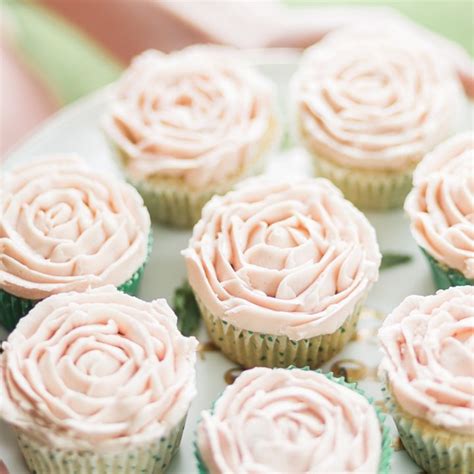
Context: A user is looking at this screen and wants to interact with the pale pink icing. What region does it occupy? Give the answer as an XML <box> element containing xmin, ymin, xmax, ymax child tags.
<box><xmin>405</xmin><ymin>132</ymin><xmax>474</xmax><ymax>278</ymax></box>
<box><xmin>183</xmin><ymin>177</ymin><xmax>380</xmax><ymax>340</ymax></box>
<box><xmin>378</xmin><ymin>286</ymin><xmax>474</xmax><ymax>434</ymax></box>
<box><xmin>103</xmin><ymin>45</ymin><xmax>279</xmax><ymax>189</ymax></box>
<box><xmin>0</xmin><ymin>155</ymin><xmax>150</xmax><ymax>299</ymax></box>
<box><xmin>198</xmin><ymin>367</ymin><xmax>382</xmax><ymax>473</ymax></box>
<box><xmin>291</xmin><ymin>24</ymin><xmax>463</xmax><ymax>171</ymax></box>
<box><xmin>0</xmin><ymin>286</ymin><xmax>198</xmax><ymax>452</ymax></box>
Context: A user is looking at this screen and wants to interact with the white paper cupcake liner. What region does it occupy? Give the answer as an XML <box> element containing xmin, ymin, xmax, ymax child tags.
<box><xmin>131</xmin><ymin>179</ymin><xmax>220</xmax><ymax>228</ymax></box>
<box><xmin>313</xmin><ymin>155</ymin><xmax>414</xmax><ymax>211</ymax></box>
<box><xmin>384</xmin><ymin>384</ymin><xmax>474</xmax><ymax>474</ymax></box>
<box><xmin>196</xmin><ymin>295</ymin><xmax>363</xmax><ymax>369</ymax></box>
<box><xmin>16</xmin><ymin>416</ymin><xmax>186</xmax><ymax>474</ymax></box>
<box><xmin>129</xmin><ymin>156</ymin><xmax>266</xmax><ymax>228</ymax></box>
<box><xmin>108</xmin><ymin>118</ymin><xmax>279</xmax><ymax>229</ymax></box>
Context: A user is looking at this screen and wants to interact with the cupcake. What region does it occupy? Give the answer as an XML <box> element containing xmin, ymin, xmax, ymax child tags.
<box><xmin>103</xmin><ymin>45</ymin><xmax>280</xmax><ymax>228</ymax></box>
<box><xmin>196</xmin><ymin>367</ymin><xmax>391</xmax><ymax>473</ymax></box>
<box><xmin>290</xmin><ymin>24</ymin><xmax>464</xmax><ymax>211</ymax></box>
<box><xmin>183</xmin><ymin>176</ymin><xmax>381</xmax><ymax>368</ymax></box>
<box><xmin>378</xmin><ymin>286</ymin><xmax>474</xmax><ymax>473</ymax></box>
<box><xmin>0</xmin><ymin>286</ymin><xmax>198</xmax><ymax>474</ymax></box>
<box><xmin>405</xmin><ymin>132</ymin><xmax>473</xmax><ymax>289</ymax></box>
<box><xmin>0</xmin><ymin>155</ymin><xmax>151</xmax><ymax>331</ymax></box>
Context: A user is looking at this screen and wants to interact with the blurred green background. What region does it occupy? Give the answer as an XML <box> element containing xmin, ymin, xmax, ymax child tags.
<box><xmin>289</xmin><ymin>0</ymin><xmax>473</xmax><ymax>56</ymax></box>
<box><xmin>2</xmin><ymin>0</ymin><xmax>473</xmax><ymax>105</ymax></box>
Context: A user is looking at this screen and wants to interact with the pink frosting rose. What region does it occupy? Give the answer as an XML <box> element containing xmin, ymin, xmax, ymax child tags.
<box><xmin>103</xmin><ymin>45</ymin><xmax>279</xmax><ymax>189</ymax></box>
<box><xmin>0</xmin><ymin>286</ymin><xmax>198</xmax><ymax>452</ymax></box>
<box><xmin>291</xmin><ymin>24</ymin><xmax>463</xmax><ymax>171</ymax></box>
<box><xmin>405</xmin><ymin>132</ymin><xmax>474</xmax><ymax>278</ymax></box>
<box><xmin>183</xmin><ymin>177</ymin><xmax>380</xmax><ymax>340</ymax></box>
<box><xmin>198</xmin><ymin>367</ymin><xmax>382</xmax><ymax>473</ymax></box>
<box><xmin>0</xmin><ymin>155</ymin><xmax>150</xmax><ymax>299</ymax></box>
<box><xmin>378</xmin><ymin>286</ymin><xmax>474</xmax><ymax>434</ymax></box>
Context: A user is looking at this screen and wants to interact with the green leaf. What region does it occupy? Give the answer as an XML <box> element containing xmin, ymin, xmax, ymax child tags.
<box><xmin>381</xmin><ymin>252</ymin><xmax>412</xmax><ymax>271</ymax></box>
<box><xmin>172</xmin><ymin>281</ymin><xmax>201</xmax><ymax>337</ymax></box>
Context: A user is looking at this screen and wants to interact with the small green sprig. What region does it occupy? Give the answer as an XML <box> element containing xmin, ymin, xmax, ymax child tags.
<box><xmin>380</xmin><ymin>252</ymin><xmax>412</xmax><ymax>271</ymax></box>
<box><xmin>172</xmin><ymin>281</ymin><xmax>201</xmax><ymax>336</ymax></box>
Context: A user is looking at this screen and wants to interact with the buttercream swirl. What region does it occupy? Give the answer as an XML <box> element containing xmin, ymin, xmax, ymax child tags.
<box><xmin>183</xmin><ymin>177</ymin><xmax>380</xmax><ymax>340</ymax></box>
<box><xmin>291</xmin><ymin>24</ymin><xmax>463</xmax><ymax>171</ymax></box>
<box><xmin>103</xmin><ymin>45</ymin><xmax>279</xmax><ymax>189</ymax></box>
<box><xmin>378</xmin><ymin>286</ymin><xmax>474</xmax><ymax>434</ymax></box>
<box><xmin>0</xmin><ymin>155</ymin><xmax>150</xmax><ymax>299</ymax></box>
<box><xmin>198</xmin><ymin>367</ymin><xmax>382</xmax><ymax>473</ymax></box>
<box><xmin>405</xmin><ymin>132</ymin><xmax>474</xmax><ymax>278</ymax></box>
<box><xmin>0</xmin><ymin>286</ymin><xmax>198</xmax><ymax>452</ymax></box>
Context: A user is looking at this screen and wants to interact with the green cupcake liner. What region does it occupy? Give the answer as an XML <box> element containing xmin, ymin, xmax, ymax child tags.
<box><xmin>383</xmin><ymin>383</ymin><xmax>473</xmax><ymax>474</ymax></box>
<box><xmin>0</xmin><ymin>234</ymin><xmax>153</xmax><ymax>332</ymax></box>
<box><xmin>195</xmin><ymin>368</ymin><xmax>392</xmax><ymax>474</ymax></box>
<box><xmin>16</xmin><ymin>415</ymin><xmax>186</xmax><ymax>474</ymax></box>
<box><xmin>421</xmin><ymin>248</ymin><xmax>473</xmax><ymax>290</ymax></box>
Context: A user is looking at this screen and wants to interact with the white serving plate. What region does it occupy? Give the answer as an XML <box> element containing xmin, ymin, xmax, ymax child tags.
<box><xmin>1</xmin><ymin>49</ymin><xmax>472</xmax><ymax>474</ymax></box>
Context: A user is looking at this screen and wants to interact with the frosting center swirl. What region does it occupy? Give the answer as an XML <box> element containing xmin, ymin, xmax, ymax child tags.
<box><xmin>0</xmin><ymin>155</ymin><xmax>151</xmax><ymax>299</ymax></box>
<box><xmin>103</xmin><ymin>46</ymin><xmax>278</xmax><ymax>188</ymax></box>
<box><xmin>291</xmin><ymin>25</ymin><xmax>463</xmax><ymax>171</ymax></box>
<box><xmin>184</xmin><ymin>177</ymin><xmax>380</xmax><ymax>340</ymax></box>
<box><xmin>198</xmin><ymin>367</ymin><xmax>382</xmax><ymax>473</ymax></box>
<box><xmin>0</xmin><ymin>286</ymin><xmax>198</xmax><ymax>452</ymax></box>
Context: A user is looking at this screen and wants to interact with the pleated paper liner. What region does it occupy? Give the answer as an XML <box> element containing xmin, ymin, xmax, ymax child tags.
<box><xmin>131</xmin><ymin>179</ymin><xmax>231</xmax><ymax>229</ymax></box>
<box><xmin>195</xmin><ymin>369</ymin><xmax>392</xmax><ymax>474</ymax></box>
<box><xmin>420</xmin><ymin>248</ymin><xmax>473</xmax><ymax>290</ymax></box>
<box><xmin>196</xmin><ymin>295</ymin><xmax>363</xmax><ymax>369</ymax></box>
<box><xmin>16</xmin><ymin>415</ymin><xmax>186</xmax><ymax>474</ymax></box>
<box><xmin>128</xmin><ymin>157</ymin><xmax>266</xmax><ymax>229</ymax></box>
<box><xmin>0</xmin><ymin>233</ymin><xmax>153</xmax><ymax>332</ymax></box>
<box><xmin>108</xmin><ymin>116</ymin><xmax>280</xmax><ymax>229</ymax></box>
<box><xmin>383</xmin><ymin>383</ymin><xmax>473</xmax><ymax>474</ymax></box>
<box><xmin>312</xmin><ymin>154</ymin><xmax>414</xmax><ymax>211</ymax></box>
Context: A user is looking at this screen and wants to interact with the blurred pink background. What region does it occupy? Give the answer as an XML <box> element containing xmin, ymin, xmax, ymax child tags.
<box><xmin>1</xmin><ymin>33</ymin><xmax>56</xmax><ymax>155</ymax></box>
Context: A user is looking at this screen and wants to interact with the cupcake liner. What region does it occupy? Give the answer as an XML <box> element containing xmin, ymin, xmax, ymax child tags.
<box><xmin>195</xmin><ymin>369</ymin><xmax>392</xmax><ymax>474</ymax></box>
<box><xmin>312</xmin><ymin>154</ymin><xmax>414</xmax><ymax>211</ymax></box>
<box><xmin>196</xmin><ymin>295</ymin><xmax>363</xmax><ymax>369</ymax></box>
<box><xmin>131</xmin><ymin>178</ymin><xmax>227</xmax><ymax>229</ymax></box>
<box><xmin>108</xmin><ymin>115</ymin><xmax>279</xmax><ymax>229</ymax></box>
<box><xmin>16</xmin><ymin>416</ymin><xmax>186</xmax><ymax>474</ymax></box>
<box><xmin>128</xmin><ymin>158</ymin><xmax>266</xmax><ymax>229</ymax></box>
<box><xmin>421</xmin><ymin>248</ymin><xmax>473</xmax><ymax>290</ymax></box>
<box><xmin>384</xmin><ymin>383</ymin><xmax>473</xmax><ymax>474</ymax></box>
<box><xmin>0</xmin><ymin>234</ymin><xmax>153</xmax><ymax>332</ymax></box>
